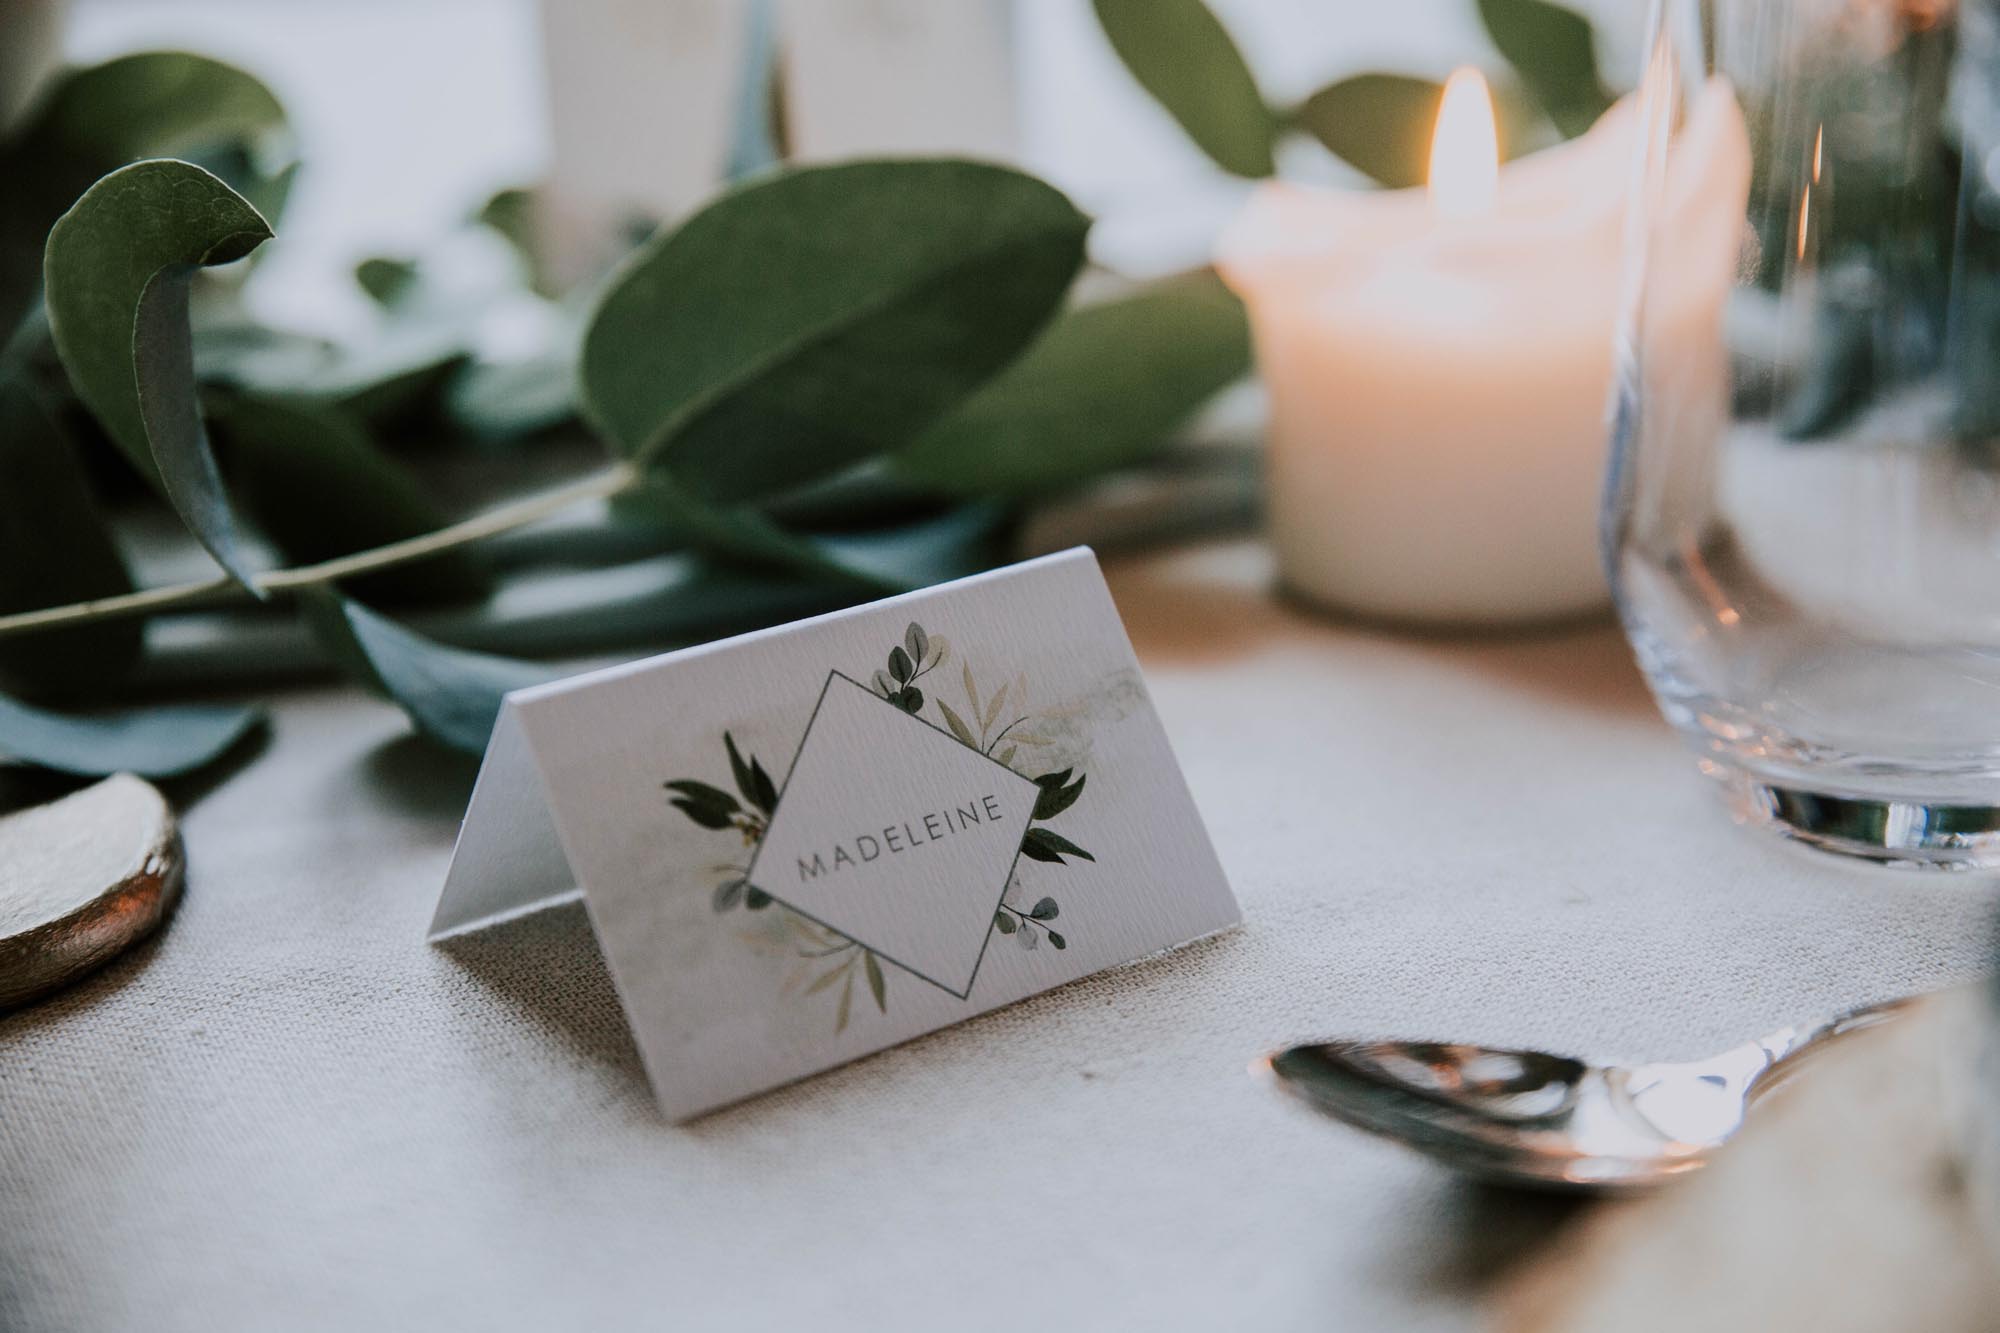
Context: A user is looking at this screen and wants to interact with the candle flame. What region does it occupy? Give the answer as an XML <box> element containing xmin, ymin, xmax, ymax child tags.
<box><xmin>1429</xmin><ymin>67</ymin><xmax>1499</xmax><ymax>220</ymax></box>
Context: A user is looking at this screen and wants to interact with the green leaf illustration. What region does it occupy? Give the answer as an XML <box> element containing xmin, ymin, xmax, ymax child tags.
<box><xmin>712</xmin><ymin>878</ymin><xmax>747</xmax><ymax>911</ymax></box>
<box><xmin>938</xmin><ymin>699</ymin><xmax>978</xmax><ymax>748</ymax></box>
<box><xmin>889</xmin><ymin>645</ymin><xmax>914</xmax><ymax>683</ymax></box>
<box><xmin>905</xmin><ymin>622</ymin><xmax>929</xmax><ymax>667</ymax></box>
<box><xmin>1029</xmin><ymin>897</ymin><xmax>1059</xmax><ymax>921</ymax></box>
<box><xmin>745</xmin><ymin>887</ymin><xmax>773</xmax><ymax>910</ymax></box>
<box><xmin>1017</xmin><ymin>924</ymin><xmax>1039</xmax><ymax>951</ymax></box>
<box><xmin>895</xmin><ymin>686</ymin><xmax>923</xmax><ymax>715</ymax></box>
<box><xmin>1047</xmin><ymin>930</ymin><xmax>1066</xmax><ymax>951</ymax></box>
<box><xmin>44</xmin><ymin>159</ymin><xmax>273</xmax><ymax>588</ymax></box>
<box><xmin>1033</xmin><ymin>773</ymin><xmax>1087</xmax><ymax>821</ymax></box>
<box><xmin>1092</xmin><ymin>0</ymin><xmax>1277</xmax><ymax>178</ymax></box>
<box><xmin>665</xmin><ymin>779</ymin><xmax>742</xmax><ymax>830</ymax></box>
<box><xmin>1022</xmin><ymin>827</ymin><xmax>1095</xmax><ymax>865</ymax></box>
<box><xmin>0</xmin><ymin>690</ymin><xmax>262</xmax><ymax>779</ymax></box>
<box><xmin>994</xmin><ymin>910</ymin><xmax>1017</xmax><ymax>934</ymax></box>
<box><xmin>865</xmin><ymin>951</ymin><xmax>887</xmax><ymax>1012</ymax></box>
<box><xmin>579</xmin><ymin>160</ymin><xmax>1088</xmax><ymax>503</ymax></box>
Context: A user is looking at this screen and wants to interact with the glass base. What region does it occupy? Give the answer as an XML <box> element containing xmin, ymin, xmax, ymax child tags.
<box><xmin>1708</xmin><ymin>761</ymin><xmax>2000</xmax><ymax>871</ymax></box>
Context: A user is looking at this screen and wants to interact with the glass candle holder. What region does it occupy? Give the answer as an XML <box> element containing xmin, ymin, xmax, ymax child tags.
<box><xmin>1609</xmin><ymin>0</ymin><xmax>2000</xmax><ymax>867</ymax></box>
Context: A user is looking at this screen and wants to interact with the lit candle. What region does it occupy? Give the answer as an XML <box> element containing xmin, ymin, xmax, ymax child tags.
<box><xmin>1219</xmin><ymin>69</ymin><xmax>1748</xmax><ymax>627</ymax></box>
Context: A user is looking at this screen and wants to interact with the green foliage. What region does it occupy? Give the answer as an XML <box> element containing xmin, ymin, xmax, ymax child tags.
<box><xmin>1091</xmin><ymin>0</ymin><xmax>1276</xmax><ymax>178</ymax></box>
<box><xmin>0</xmin><ymin>370</ymin><xmax>140</xmax><ymax>697</ymax></box>
<box><xmin>207</xmin><ymin>393</ymin><xmax>490</xmax><ymax>604</ymax></box>
<box><xmin>897</xmin><ymin>269</ymin><xmax>1249</xmax><ymax>497</ymax></box>
<box><xmin>1292</xmin><ymin>75</ymin><xmax>1443</xmax><ymax>189</ymax></box>
<box><xmin>43</xmin><ymin>159</ymin><xmax>271</xmax><ymax>587</ymax></box>
<box><xmin>0</xmin><ymin>51</ymin><xmax>296</xmax><ymax>332</ymax></box>
<box><xmin>580</xmin><ymin>160</ymin><xmax>1089</xmax><ymax>503</ymax></box>
<box><xmin>300</xmin><ymin>592</ymin><xmax>552</xmax><ymax>753</ymax></box>
<box><xmin>1474</xmin><ymin>0</ymin><xmax>1609</xmax><ymax>138</ymax></box>
<box><xmin>0</xmin><ymin>690</ymin><xmax>262</xmax><ymax>778</ymax></box>
<box><xmin>0</xmin><ymin>50</ymin><xmax>1252</xmax><ymax>776</ymax></box>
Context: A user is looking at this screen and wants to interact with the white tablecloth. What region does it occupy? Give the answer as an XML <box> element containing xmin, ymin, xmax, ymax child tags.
<box><xmin>4</xmin><ymin>542</ymin><xmax>1994</xmax><ymax>1332</ymax></box>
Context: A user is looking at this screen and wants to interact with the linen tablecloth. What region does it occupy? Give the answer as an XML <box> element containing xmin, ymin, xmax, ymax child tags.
<box><xmin>4</xmin><ymin>542</ymin><xmax>1994</xmax><ymax>1332</ymax></box>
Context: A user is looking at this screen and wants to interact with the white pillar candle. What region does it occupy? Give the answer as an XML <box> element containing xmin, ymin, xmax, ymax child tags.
<box><xmin>1219</xmin><ymin>70</ymin><xmax>1746</xmax><ymax>627</ymax></box>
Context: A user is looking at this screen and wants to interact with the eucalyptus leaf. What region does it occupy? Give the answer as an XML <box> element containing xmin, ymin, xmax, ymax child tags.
<box><xmin>580</xmin><ymin>159</ymin><xmax>1089</xmax><ymax>503</ymax></box>
<box><xmin>44</xmin><ymin>159</ymin><xmax>271</xmax><ymax>588</ymax></box>
<box><xmin>1029</xmin><ymin>896</ymin><xmax>1059</xmax><ymax>921</ymax></box>
<box><xmin>1021</xmin><ymin>827</ymin><xmax>1095</xmax><ymax>864</ymax></box>
<box><xmin>206</xmin><ymin>392</ymin><xmax>490</xmax><ymax>604</ymax></box>
<box><xmin>1293</xmin><ymin>74</ymin><xmax>1443</xmax><ymax>189</ymax></box>
<box><xmin>1476</xmin><ymin>0</ymin><xmax>1609</xmax><ymax>138</ymax></box>
<box><xmin>0</xmin><ymin>689</ymin><xmax>261</xmax><ymax>778</ymax></box>
<box><xmin>300</xmin><ymin>591</ymin><xmax>553</xmax><ymax>753</ymax></box>
<box><xmin>896</xmin><ymin>270</ymin><xmax>1249</xmax><ymax>496</ymax></box>
<box><xmin>0</xmin><ymin>51</ymin><xmax>295</xmax><ymax>331</ymax></box>
<box><xmin>994</xmin><ymin>910</ymin><xmax>1017</xmax><ymax>934</ymax></box>
<box><xmin>614</xmin><ymin>475</ymin><xmax>906</xmax><ymax>593</ymax></box>
<box><xmin>1091</xmin><ymin>0</ymin><xmax>1276</xmax><ymax>178</ymax></box>
<box><xmin>0</xmin><ymin>371</ymin><xmax>140</xmax><ymax>697</ymax></box>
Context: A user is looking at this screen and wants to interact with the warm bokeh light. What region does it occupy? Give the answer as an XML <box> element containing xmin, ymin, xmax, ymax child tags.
<box><xmin>1428</xmin><ymin>66</ymin><xmax>1499</xmax><ymax>220</ymax></box>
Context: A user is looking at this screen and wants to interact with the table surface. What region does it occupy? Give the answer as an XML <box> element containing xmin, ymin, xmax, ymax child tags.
<box><xmin>4</xmin><ymin>541</ymin><xmax>1996</xmax><ymax>1333</ymax></box>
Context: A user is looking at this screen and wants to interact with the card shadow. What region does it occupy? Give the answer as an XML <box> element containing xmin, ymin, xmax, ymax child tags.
<box><xmin>431</xmin><ymin>897</ymin><xmax>649</xmax><ymax>1091</ymax></box>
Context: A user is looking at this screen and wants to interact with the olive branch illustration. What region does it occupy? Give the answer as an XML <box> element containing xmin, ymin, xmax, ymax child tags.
<box><xmin>663</xmin><ymin>620</ymin><xmax>1096</xmax><ymax>1031</ymax></box>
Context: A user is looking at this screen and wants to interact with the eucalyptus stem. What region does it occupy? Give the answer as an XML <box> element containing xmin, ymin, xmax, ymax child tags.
<box><xmin>0</xmin><ymin>460</ymin><xmax>641</xmax><ymax>640</ymax></box>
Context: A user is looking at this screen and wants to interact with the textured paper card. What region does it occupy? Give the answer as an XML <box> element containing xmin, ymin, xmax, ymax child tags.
<box><xmin>432</xmin><ymin>549</ymin><xmax>1240</xmax><ymax>1120</ymax></box>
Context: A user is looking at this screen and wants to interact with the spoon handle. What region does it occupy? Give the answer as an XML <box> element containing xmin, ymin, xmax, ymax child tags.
<box><xmin>1744</xmin><ymin>995</ymin><xmax>1919</xmax><ymax>1102</ymax></box>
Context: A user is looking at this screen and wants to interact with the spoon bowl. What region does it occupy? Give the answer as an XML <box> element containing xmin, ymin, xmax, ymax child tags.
<box><xmin>1260</xmin><ymin>998</ymin><xmax>1912</xmax><ymax>1191</ymax></box>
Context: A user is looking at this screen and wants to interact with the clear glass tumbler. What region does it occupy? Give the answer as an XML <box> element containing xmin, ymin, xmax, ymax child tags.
<box><xmin>1609</xmin><ymin>0</ymin><xmax>2000</xmax><ymax>867</ymax></box>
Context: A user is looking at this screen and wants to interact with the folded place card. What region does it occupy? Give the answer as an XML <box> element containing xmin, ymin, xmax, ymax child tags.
<box><xmin>433</xmin><ymin>548</ymin><xmax>1240</xmax><ymax>1119</ymax></box>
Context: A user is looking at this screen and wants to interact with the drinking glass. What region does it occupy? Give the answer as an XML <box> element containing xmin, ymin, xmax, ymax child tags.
<box><xmin>1608</xmin><ymin>0</ymin><xmax>2000</xmax><ymax>867</ymax></box>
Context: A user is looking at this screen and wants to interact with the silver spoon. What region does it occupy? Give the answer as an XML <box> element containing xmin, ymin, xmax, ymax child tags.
<box><xmin>1258</xmin><ymin>997</ymin><xmax>1913</xmax><ymax>1191</ymax></box>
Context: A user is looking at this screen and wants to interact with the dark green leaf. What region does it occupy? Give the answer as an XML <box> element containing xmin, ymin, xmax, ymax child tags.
<box><xmin>750</xmin><ymin>756</ymin><xmax>778</xmax><ymax>814</ymax></box>
<box><xmin>1021</xmin><ymin>826</ymin><xmax>1095</xmax><ymax>864</ymax></box>
<box><xmin>1476</xmin><ymin>0</ymin><xmax>1610</xmax><ymax>138</ymax></box>
<box><xmin>896</xmin><ymin>686</ymin><xmax>923</xmax><ymax>714</ymax></box>
<box><xmin>579</xmin><ymin>160</ymin><xmax>1089</xmax><ymax>502</ymax></box>
<box><xmin>0</xmin><ymin>689</ymin><xmax>261</xmax><ymax>778</ymax></box>
<box><xmin>206</xmin><ymin>392</ymin><xmax>489</xmax><ymax>604</ymax></box>
<box><xmin>723</xmin><ymin>731</ymin><xmax>759</xmax><ymax>810</ymax></box>
<box><xmin>44</xmin><ymin>159</ymin><xmax>271</xmax><ymax>587</ymax></box>
<box><xmin>864</xmin><ymin>950</ymin><xmax>886</xmax><ymax>1012</ymax></box>
<box><xmin>1033</xmin><ymin>768</ymin><xmax>1074</xmax><ymax>789</ymax></box>
<box><xmin>1091</xmin><ymin>0</ymin><xmax>1276</xmax><ymax>177</ymax></box>
<box><xmin>1292</xmin><ymin>74</ymin><xmax>1442</xmax><ymax>188</ymax></box>
<box><xmin>0</xmin><ymin>51</ymin><xmax>296</xmax><ymax>332</ymax></box>
<box><xmin>665</xmin><ymin>779</ymin><xmax>741</xmax><ymax>812</ymax></box>
<box><xmin>672</xmin><ymin>798</ymin><xmax>736</xmax><ymax>830</ymax></box>
<box><xmin>300</xmin><ymin>591</ymin><xmax>552</xmax><ymax>753</ymax></box>
<box><xmin>994</xmin><ymin>910</ymin><xmax>1017</xmax><ymax>934</ymax></box>
<box><xmin>355</xmin><ymin>256</ymin><xmax>419</xmax><ymax>306</ymax></box>
<box><xmin>1046</xmin><ymin>930</ymin><xmax>1066</xmax><ymax>950</ymax></box>
<box><xmin>0</xmin><ymin>370</ymin><xmax>140</xmax><ymax>696</ymax></box>
<box><xmin>905</xmin><ymin>622</ymin><xmax>928</xmax><ymax>667</ymax></box>
<box><xmin>889</xmin><ymin>645</ymin><xmax>914</xmax><ymax>683</ymax></box>
<box><xmin>896</xmin><ymin>270</ymin><xmax>1250</xmax><ymax>496</ymax></box>
<box><xmin>712</xmin><ymin>877</ymin><xmax>747</xmax><ymax>911</ymax></box>
<box><xmin>744</xmin><ymin>886</ymin><xmax>772</xmax><ymax>910</ymax></box>
<box><xmin>614</xmin><ymin>475</ymin><xmax>906</xmax><ymax>593</ymax></box>
<box><xmin>1033</xmin><ymin>774</ymin><xmax>1086</xmax><ymax>821</ymax></box>
<box><xmin>1029</xmin><ymin>896</ymin><xmax>1059</xmax><ymax>921</ymax></box>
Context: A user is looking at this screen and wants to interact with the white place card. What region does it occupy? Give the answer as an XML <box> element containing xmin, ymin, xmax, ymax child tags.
<box><xmin>432</xmin><ymin>548</ymin><xmax>1239</xmax><ymax>1120</ymax></box>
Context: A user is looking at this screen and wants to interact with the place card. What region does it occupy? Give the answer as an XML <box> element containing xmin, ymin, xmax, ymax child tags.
<box><xmin>431</xmin><ymin>548</ymin><xmax>1239</xmax><ymax>1120</ymax></box>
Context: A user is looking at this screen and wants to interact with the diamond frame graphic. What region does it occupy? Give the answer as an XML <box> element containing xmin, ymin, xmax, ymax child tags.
<box><xmin>744</xmin><ymin>670</ymin><xmax>1040</xmax><ymax>1000</ymax></box>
